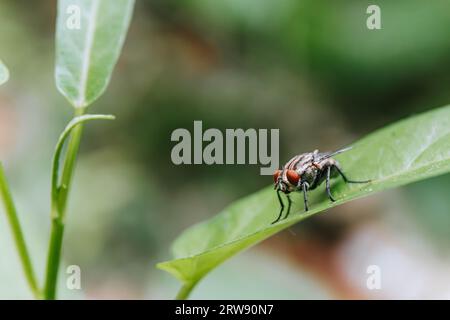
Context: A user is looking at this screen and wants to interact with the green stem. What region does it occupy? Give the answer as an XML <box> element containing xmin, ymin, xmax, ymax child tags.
<box><xmin>43</xmin><ymin>107</ymin><xmax>85</xmax><ymax>300</ymax></box>
<box><xmin>0</xmin><ymin>163</ymin><xmax>40</xmax><ymax>299</ymax></box>
<box><xmin>176</xmin><ymin>281</ymin><xmax>197</xmax><ymax>300</ymax></box>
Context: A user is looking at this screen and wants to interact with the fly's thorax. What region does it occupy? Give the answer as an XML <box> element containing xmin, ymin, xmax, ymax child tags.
<box><xmin>285</xmin><ymin>153</ymin><xmax>314</xmax><ymax>171</ymax></box>
<box><xmin>299</xmin><ymin>165</ymin><xmax>319</xmax><ymax>185</ymax></box>
<box><xmin>288</xmin><ymin>153</ymin><xmax>313</xmax><ymax>183</ymax></box>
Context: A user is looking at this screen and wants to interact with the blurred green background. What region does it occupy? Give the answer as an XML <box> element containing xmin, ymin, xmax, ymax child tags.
<box><xmin>1</xmin><ymin>0</ymin><xmax>450</xmax><ymax>299</ymax></box>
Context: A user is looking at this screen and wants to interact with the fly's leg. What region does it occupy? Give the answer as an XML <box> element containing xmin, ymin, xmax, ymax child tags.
<box><xmin>302</xmin><ymin>182</ymin><xmax>309</xmax><ymax>211</ymax></box>
<box><xmin>272</xmin><ymin>190</ymin><xmax>285</xmax><ymax>224</ymax></box>
<box><xmin>282</xmin><ymin>194</ymin><xmax>293</xmax><ymax>220</ymax></box>
<box><xmin>326</xmin><ymin>166</ymin><xmax>336</xmax><ymax>202</ymax></box>
<box><xmin>334</xmin><ymin>165</ymin><xmax>371</xmax><ymax>184</ymax></box>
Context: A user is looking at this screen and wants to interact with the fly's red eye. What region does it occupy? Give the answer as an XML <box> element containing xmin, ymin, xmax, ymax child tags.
<box><xmin>273</xmin><ymin>170</ymin><xmax>281</xmax><ymax>183</ymax></box>
<box><xmin>286</xmin><ymin>170</ymin><xmax>300</xmax><ymax>185</ymax></box>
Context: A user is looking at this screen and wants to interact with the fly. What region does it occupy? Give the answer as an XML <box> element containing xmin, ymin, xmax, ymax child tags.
<box><xmin>272</xmin><ymin>146</ymin><xmax>370</xmax><ymax>224</ymax></box>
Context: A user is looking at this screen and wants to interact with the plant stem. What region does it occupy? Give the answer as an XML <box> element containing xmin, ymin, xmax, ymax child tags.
<box><xmin>43</xmin><ymin>107</ymin><xmax>85</xmax><ymax>300</ymax></box>
<box><xmin>176</xmin><ymin>281</ymin><xmax>197</xmax><ymax>300</ymax></box>
<box><xmin>0</xmin><ymin>163</ymin><xmax>40</xmax><ymax>299</ymax></box>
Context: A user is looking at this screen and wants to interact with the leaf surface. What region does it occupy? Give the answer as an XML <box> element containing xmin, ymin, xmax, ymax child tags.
<box><xmin>158</xmin><ymin>105</ymin><xmax>450</xmax><ymax>297</ymax></box>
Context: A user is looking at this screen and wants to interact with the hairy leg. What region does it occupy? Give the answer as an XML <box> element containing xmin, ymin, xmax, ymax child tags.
<box><xmin>282</xmin><ymin>194</ymin><xmax>293</xmax><ymax>220</ymax></box>
<box><xmin>272</xmin><ymin>190</ymin><xmax>285</xmax><ymax>224</ymax></box>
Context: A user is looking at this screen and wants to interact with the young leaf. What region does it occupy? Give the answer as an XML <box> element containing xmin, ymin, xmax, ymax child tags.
<box><xmin>0</xmin><ymin>59</ymin><xmax>9</xmax><ymax>85</ymax></box>
<box><xmin>51</xmin><ymin>114</ymin><xmax>115</xmax><ymax>206</ymax></box>
<box><xmin>55</xmin><ymin>0</ymin><xmax>135</xmax><ymax>108</ymax></box>
<box><xmin>158</xmin><ymin>104</ymin><xmax>450</xmax><ymax>299</ymax></box>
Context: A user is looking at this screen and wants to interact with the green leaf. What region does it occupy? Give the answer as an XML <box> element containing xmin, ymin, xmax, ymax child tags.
<box><xmin>0</xmin><ymin>59</ymin><xmax>9</xmax><ymax>86</ymax></box>
<box><xmin>55</xmin><ymin>0</ymin><xmax>135</xmax><ymax>108</ymax></box>
<box><xmin>157</xmin><ymin>104</ymin><xmax>450</xmax><ymax>299</ymax></box>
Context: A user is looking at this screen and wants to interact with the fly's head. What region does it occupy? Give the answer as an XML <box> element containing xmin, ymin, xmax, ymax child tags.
<box><xmin>273</xmin><ymin>169</ymin><xmax>301</xmax><ymax>194</ymax></box>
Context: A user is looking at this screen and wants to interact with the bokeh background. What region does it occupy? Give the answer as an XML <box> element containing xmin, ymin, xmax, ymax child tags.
<box><xmin>1</xmin><ymin>0</ymin><xmax>450</xmax><ymax>299</ymax></box>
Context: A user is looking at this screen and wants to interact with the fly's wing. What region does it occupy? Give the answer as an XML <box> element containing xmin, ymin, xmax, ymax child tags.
<box><xmin>316</xmin><ymin>146</ymin><xmax>352</xmax><ymax>161</ymax></box>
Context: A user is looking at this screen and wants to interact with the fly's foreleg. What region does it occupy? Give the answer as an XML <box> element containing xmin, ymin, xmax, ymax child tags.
<box><xmin>272</xmin><ymin>190</ymin><xmax>285</xmax><ymax>224</ymax></box>
<box><xmin>283</xmin><ymin>194</ymin><xmax>292</xmax><ymax>220</ymax></box>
